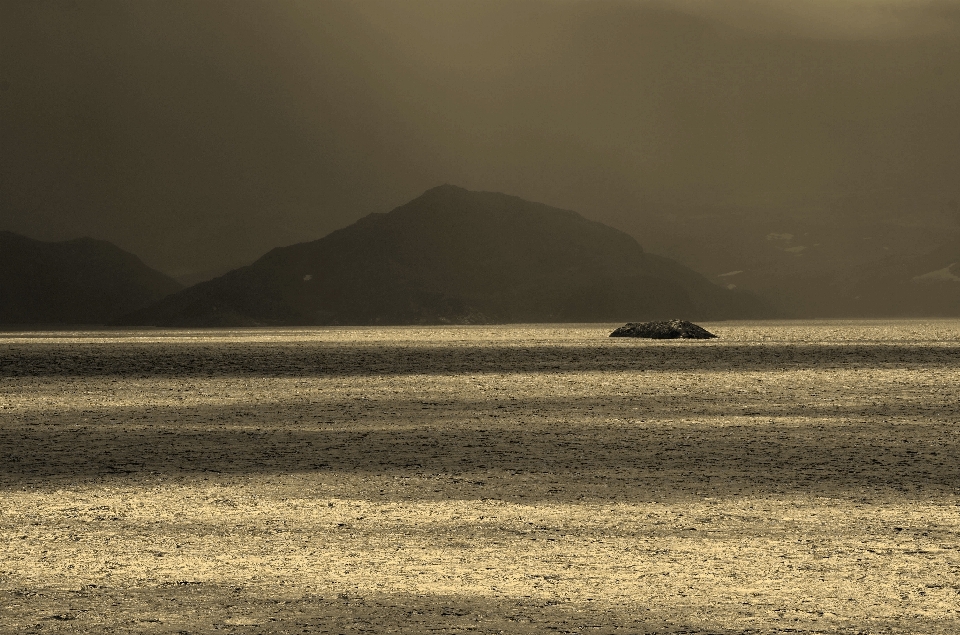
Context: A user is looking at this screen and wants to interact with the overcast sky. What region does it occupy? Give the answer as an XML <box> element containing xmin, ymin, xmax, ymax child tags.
<box><xmin>2</xmin><ymin>0</ymin><xmax>959</xmax><ymax>277</ymax></box>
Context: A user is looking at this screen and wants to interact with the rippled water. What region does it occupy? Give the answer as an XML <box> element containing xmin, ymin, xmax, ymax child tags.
<box><xmin>2</xmin><ymin>320</ymin><xmax>960</xmax><ymax>632</ymax></box>
<box><xmin>4</xmin><ymin>317</ymin><xmax>960</xmax><ymax>344</ymax></box>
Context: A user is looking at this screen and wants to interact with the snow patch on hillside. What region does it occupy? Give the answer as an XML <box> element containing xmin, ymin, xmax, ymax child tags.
<box><xmin>911</xmin><ymin>263</ymin><xmax>960</xmax><ymax>284</ymax></box>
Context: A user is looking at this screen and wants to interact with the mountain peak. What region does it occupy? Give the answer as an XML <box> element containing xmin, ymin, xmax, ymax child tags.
<box><xmin>121</xmin><ymin>188</ymin><xmax>769</xmax><ymax>326</ymax></box>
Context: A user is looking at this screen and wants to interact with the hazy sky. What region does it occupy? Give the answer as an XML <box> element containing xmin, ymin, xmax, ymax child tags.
<box><xmin>2</xmin><ymin>0</ymin><xmax>959</xmax><ymax>277</ymax></box>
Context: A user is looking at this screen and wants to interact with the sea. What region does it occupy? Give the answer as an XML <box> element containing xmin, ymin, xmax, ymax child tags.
<box><xmin>2</xmin><ymin>319</ymin><xmax>960</xmax><ymax>632</ymax></box>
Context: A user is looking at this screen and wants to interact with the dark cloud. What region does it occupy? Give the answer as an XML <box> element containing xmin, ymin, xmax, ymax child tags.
<box><xmin>2</xmin><ymin>0</ymin><xmax>959</xmax><ymax>278</ymax></box>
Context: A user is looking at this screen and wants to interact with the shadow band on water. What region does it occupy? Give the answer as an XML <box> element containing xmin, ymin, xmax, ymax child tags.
<box><xmin>4</xmin><ymin>400</ymin><xmax>959</xmax><ymax>499</ymax></box>
<box><xmin>2</xmin><ymin>343</ymin><xmax>960</xmax><ymax>376</ymax></box>
<box><xmin>9</xmin><ymin>584</ymin><xmax>956</xmax><ymax>634</ymax></box>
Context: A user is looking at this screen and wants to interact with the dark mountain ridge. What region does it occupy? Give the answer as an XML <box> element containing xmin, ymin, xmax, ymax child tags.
<box><xmin>121</xmin><ymin>186</ymin><xmax>770</xmax><ymax>326</ymax></box>
<box><xmin>0</xmin><ymin>231</ymin><xmax>183</xmax><ymax>325</ymax></box>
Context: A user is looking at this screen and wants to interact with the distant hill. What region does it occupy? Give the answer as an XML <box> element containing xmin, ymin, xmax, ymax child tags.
<box><xmin>0</xmin><ymin>232</ymin><xmax>183</xmax><ymax>325</ymax></box>
<box><xmin>121</xmin><ymin>186</ymin><xmax>770</xmax><ymax>327</ymax></box>
<box><xmin>836</xmin><ymin>239</ymin><xmax>960</xmax><ymax>316</ymax></box>
<box><xmin>626</xmin><ymin>203</ymin><xmax>960</xmax><ymax>318</ymax></box>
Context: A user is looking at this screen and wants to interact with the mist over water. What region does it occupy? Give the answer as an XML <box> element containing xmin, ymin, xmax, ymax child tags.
<box><xmin>3</xmin><ymin>1</ymin><xmax>960</xmax><ymax>286</ymax></box>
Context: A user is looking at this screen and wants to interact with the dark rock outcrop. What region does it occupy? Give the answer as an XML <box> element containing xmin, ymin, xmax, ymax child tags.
<box><xmin>0</xmin><ymin>231</ymin><xmax>182</xmax><ymax>325</ymax></box>
<box><xmin>610</xmin><ymin>320</ymin><xmax>717</xmax><ymax>339</ymax></box>
<box><xmin>121</xmin><ymin>185</ymin><xmax>771</xmax><ymax>326</ymax></box>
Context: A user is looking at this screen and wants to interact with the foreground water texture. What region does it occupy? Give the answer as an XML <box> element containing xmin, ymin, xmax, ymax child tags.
<box><xmin>2</xmin><ymin>321</ymin><xmax>960</xmax><ymax>633</ymax></box>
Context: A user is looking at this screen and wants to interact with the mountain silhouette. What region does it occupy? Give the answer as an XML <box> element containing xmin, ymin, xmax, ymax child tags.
<box><xmin>837</xmin><ymin>239</ymin><xmax>960</xmax><ymax>317</ymax></box>
<box><xmin>0</xmin><ymin>231</ymin><xmax>182</xmax><ymax>325</ymax></box>
<box><xmin>121</xmin><ymin>186</ymin><xmax>770</xmax><ymax>326</ymax></box>
<box><xmin>627</xmin><ymin>204</ymin><xmax>960</xmax><ymax>318</ymax></box>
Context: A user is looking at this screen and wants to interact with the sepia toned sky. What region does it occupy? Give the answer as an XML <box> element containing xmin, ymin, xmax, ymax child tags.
<box><xmin>2</xmin><ymin>0</ymin><xmax>959</xmax><ymax>278</ymax></box>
